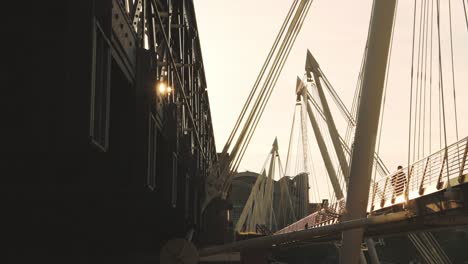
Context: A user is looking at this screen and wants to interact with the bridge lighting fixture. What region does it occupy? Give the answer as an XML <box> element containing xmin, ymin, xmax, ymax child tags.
<box><xmin>167</xmin><ymin>86</ymin><xmax>173</xmax><ymax>94</ymax></box>
<box><xmin>157</xmin><ymin>82</ymin><xmax>166</xmax><ymax>94</ymax></box>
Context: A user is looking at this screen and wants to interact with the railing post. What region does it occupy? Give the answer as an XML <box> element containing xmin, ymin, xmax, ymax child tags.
<box><xmin>370</xmin><ymin>182</ymin><xmax>378</xmax><ymax>212</ymax></box>
<box><xmin>380</xmin><ymin>178</ymin><xmax>389</xmax><ymax>208</ymax></box>
<box><xmin>404</xmin><ymin>165</ymin><xmax>414</xmax><ymax>202</ymax></box>
<box><xmin>419</xmin><ymin>157</ymin><xmax>430</xmax><ymax>195</ymax></box>
<box><xmin>437</xmin><ymin>151</ymin><xmax>448</xmax><ymax>190</ymax></box>
<box><xmin>458</xmin><ymin>139</ymin><xmax>468</xmax><ymax>183</ymax></box>
<box><xmin>391</xmin><ymin>173</ymin><xmax>397</xmax><ymax>204</ymax></box>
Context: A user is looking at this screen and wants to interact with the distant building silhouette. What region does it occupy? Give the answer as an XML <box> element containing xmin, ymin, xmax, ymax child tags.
<box><xmin>228</xmin><ymin>171</ymin><xmax>310</xmax><ymax>232</ymax></box>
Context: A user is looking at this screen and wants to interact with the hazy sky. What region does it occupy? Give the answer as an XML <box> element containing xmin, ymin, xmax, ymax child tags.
<box><xmin>194</xmin><ymin>0</ymin><xmax>468</xmax><ymax>201</ymax></box>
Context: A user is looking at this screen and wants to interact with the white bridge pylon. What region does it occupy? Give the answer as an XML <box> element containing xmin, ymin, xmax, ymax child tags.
<box><xmin>235</xmin><ymin>138</ymin><xmax>305</xmax><ymax>233</ymax></box>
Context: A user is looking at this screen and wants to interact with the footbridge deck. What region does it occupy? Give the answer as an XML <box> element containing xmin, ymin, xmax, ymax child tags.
<box><xmin>277</xmin><ymin>136</ymin><xmax>468</xmax><ymax>234</ymax></box>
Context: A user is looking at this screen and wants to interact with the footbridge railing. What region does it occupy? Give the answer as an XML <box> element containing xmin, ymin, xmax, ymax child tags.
<box><xmin>276</xmin><ymin>137</ymin><xmax>468</xmax><ymax>234</ymax></box>
<box><xmin>370</xmin><ymin>136</ymin><xmax>468</xmax><ymax>211</ymax></box>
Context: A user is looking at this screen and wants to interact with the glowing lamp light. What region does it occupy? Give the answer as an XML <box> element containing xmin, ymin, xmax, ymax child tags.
<box><xmin>158</xmin><ymin>82</ymin><xmax>166</xmax><ymax>94</ymax></box>
<box><xmin>167</xmin><ymin>86</ymin><xmax>173</xmax><ymax>93</ymax></box>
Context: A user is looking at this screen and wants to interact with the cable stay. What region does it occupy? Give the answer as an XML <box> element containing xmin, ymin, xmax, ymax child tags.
<box><xmin>200</xmin><ymin>1</ymin><xmax>468</xmax><ymax>260</ymax></box>
<box><xmin>203</xmin><ymin>0</ymin><xmax>315</xmax><ymax>211</ymax></box>
<box><xmin>235</xmin><ymin>139</ymin><xmax>300</xmax><ymax>234</ymax></box>
<box><xmin>291</xmin><ymin>51</ymin><xmax>393</xmax><ymax>205</ymax></box>
<box><xmin>406</xmin><ymin>0</ymin><xmax>464</xmax><ymax>192</ymax></box>
<box><xmin>296</xmin><ymin>78</ymin><xmax>344</xmax><ymax>200</ymax></box>
<box><xmin>305</xmin><ymin>52</ymin><xmax>391</xmax><ymax>178</ymax></box>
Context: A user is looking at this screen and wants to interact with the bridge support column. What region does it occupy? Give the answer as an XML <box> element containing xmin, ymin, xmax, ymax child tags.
<box><xmin>365</xmin><ymin>238</ymin><xmax>380</xmax><ymax>264</ymax></box>
<box><xmin>340</xmin><ymin>0</ymin><xmax>397</xmax><ymax>264</ymax></box>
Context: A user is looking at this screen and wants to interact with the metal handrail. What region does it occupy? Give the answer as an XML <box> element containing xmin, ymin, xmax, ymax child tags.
<box><xmin>369</xmin><ymin>136</ymin><xmax>468</xmax><ymax>211</ymax></box>
<box><xmin>276</xmin><ymin>137</ymin><xmax>468</xmax><ymax>234</ymax></box>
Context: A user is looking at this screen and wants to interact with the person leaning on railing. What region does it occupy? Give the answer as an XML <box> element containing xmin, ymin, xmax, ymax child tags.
<box><xmin>391</xmin><ymin>165</ymin><xmax>406</xmax><ymax>196</ymax></box>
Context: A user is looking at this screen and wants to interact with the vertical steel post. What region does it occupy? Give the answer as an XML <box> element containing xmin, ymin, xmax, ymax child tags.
<box><xmin>299</xmin><ymin>84</ymin><xmax>311</xmax><ymax>217</ymax></box>
<box><xmin>380</xmin><ymin>177</ymin><xmax>389</xmax><ymax>208</ymax></box>
<box><xmin>436</xmin><ymin>153</ymin><xmax>447</xmax><ymax>190</ymax></box>
<box><xmin>264</xmin><ymin>139</ymin><xmax>277</xmax><ymax>229</ymax></box>
<box><xmin>458</xmin><ymin>138</ymin><xmax>468</xmax><ymax>183</ymax></box>
<box><xmin>370</xmin><ymin>182</ymin><xmax>377</xmax><ymax>211</ymax></box>
<box><xmin>365</xmin><ymin>238</ymin><xmax>381</xmax><ymax>264</ymax></box>
<box><xmin>419</xmin><ymin>157</ymin><xmax>431</xmax><ymax>195</ymax></box>
<box><xmin>340</xmin><ymin>1</ymin><xmax>397</xmax><ymax>263</ymax></box>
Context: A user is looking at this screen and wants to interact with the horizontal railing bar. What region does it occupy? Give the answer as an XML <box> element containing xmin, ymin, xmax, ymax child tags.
<box><xmin>369</xmin><ymin>137</ymin><xmax>468</xmax><ymax>211</ymax></box>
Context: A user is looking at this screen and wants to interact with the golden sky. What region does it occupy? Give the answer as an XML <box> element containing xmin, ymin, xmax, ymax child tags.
<box><xmin>195</xmin><ymin>0</ymin><xmax>468</xmax><ymax>201</ymax></box>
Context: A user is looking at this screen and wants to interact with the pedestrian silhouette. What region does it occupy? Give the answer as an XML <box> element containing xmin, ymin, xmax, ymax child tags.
<box><xmin>392</xmin><ymin>165</ymin><xmax>406</xmax><ymax>196</ymax></box>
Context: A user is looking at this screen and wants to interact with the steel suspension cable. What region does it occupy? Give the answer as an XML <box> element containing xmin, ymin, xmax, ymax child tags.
<box><xmin>231</xmin><ymin>0</ymin><xmax>313</xmax><ymax>175</ymax></box>
<box><xmin>414</xmin><ymin>0</ymin><xmax>425</xmax><ymax>161</ymax></box>
<box><xmin>228</xmin><ymin>0</ymin><xmax>306</xmax><ymax>176</ymax></box>
<box><xmin>305</xmin><ymin>96</ymin><xmax>331</xmax><ymax>201</ymax></box>
<box><xmin>307</xmin><ymin>88</ymin><xmax>389</xmax><ymax>179</ymax></box>
<box><xmin>307</xmin><ymin>139</ymin><xmax>321</xmax><ymax>203</ymax></box>
<box><xmin>436</xmin><ymin>0</ymin><xmax>451</xmax><ymax>187</ymax></box>
<box><xmin>429</xmin><ymin>0</ymin><xmax>434</xmax><ymax>154</ymax></box>
<box><xmin>223</xmin><ymin>0</ymin><xmax>299</xmax><ymax>152</ymax></box>
<box><xmin>231</xmin><ymin>1</ymin><xmax>307</xmax><ymax>169</ymax></box>
<box><xmin>300</xmin><ymin>82</ymin><xmax>310</xmax><ymax>176</ymax></box>
<box><xmin>236</xmin><ymin>153</ymin><xmax>271</xmax><ymax>232</ymax></box>
<box><xmin>408</xmin><ymin>0</ymin><xmax>418</xmax><ymax>170</ymax></box>
<box><xmin>346</xmin><ymin>52</ymin><xmax>365</xmax><ymax>143</ymax></box>
<box><xmin>448</xmin><ymin>0</ymin><xmax>463</xmax><ymax>175</ymax></box>
<box><xmin>278</xmin><ymin>155</ymin><xmax>297</xmax><ymax>221</ymax></box>
<box><xmin>318</xmin><ymin>72</ymin><xmax>355</xmax><ymax>126</ymax></box>
<box><xmin>463</xmin><ymin>0</ymin><xmax>468</xmax><ymax>31</ymax></box>
<box><xmin>284</xmin><ymin>104</ymin><xmax>299</xmax><ymax>174</ymax></box>
<box><xmin>439</xmin><ymin>77</ymin><xmax>442</xmax><ymax>149</ymax></box>
<box><xmin>299</xmin><ymin>97</ymin><xmax>321</xmax><ymax>202</ymax></box>
<box><xmin>294</xmin><ymin>127</ymin><xmax>302</xmax><ymax>176</ymax></box>
<box><xmin>448</xmin><ymin>0</ymin><xmax>460</xmax><ymax>143</ymax></box>
<box><xmin>294</xmin><ymin>132</ymin><xmax>304</xmax><ymax>206</ymax></box>
<box><xmin>422</xmin><ymin>0</ymin><xmax>430</xmax><ymax>157</ymax></box>
<box><xmin>298</xmin><ymin>97</ymin><xmax>307</xmax><ymax>216</ymax></box>
<box><xmin>312</xmin><ymin>90</ymin><xmax>337</xmax><ymax>202</ymax></box>
<box><xmin>344</xmin><ymin>0</ymin><xmax>376</xmax><ymax>150</ymax></box>
<box><xmin>426</xmin><ymin>232</ymin><xmax>452</xmax><ymax>263</ymax></box>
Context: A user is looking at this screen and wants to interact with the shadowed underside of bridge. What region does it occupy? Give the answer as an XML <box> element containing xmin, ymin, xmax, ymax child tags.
<box><xmin>200</xmin><ymin>187</ymin><xmax>468</xmax><ymax>256</ymax></box>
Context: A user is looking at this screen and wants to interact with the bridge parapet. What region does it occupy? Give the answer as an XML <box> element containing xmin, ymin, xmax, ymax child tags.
<box><xmin>276</xmin><ymin>198</ymin><xmax>345</xmax><ymax>234</ymax></box>
<box><xmin>276</xmin><ymin>137</ymin><xmax>468</xmax><ymax>235</ymax></box>
<box><xmin>369</xmin><ymin>136</ymin><xmax>468</xmax><ymax>211</ymax></box>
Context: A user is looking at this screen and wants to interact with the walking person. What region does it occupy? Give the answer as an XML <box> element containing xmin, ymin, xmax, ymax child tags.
<box><xmin>392</xmin><ymin>165</ymin><xmax>406</xmax><ymax>196</ymax></box>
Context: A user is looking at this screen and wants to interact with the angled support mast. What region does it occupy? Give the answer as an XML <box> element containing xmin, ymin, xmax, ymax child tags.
<box><xmin>340</xmin><ymin>1</ymin><xmax>397</xmax><ymax>263</ymax></box>
<box><xmin>234</xmin><ymin>139</ymin><xmax>280</xmax><ymax>233</ymax></box>
<box><xmin>297</xmin><ymin>78</ymin><xmax>344</xmax><ymax>199</ymax></box>
<box><xmin>235</xmin><ymin>171</ymin><xmax>265</xmax><ymax>232</ymax></box>
<box><xmin>306</xmin><ymin>51</ymin><xmax>350</xmax><ymax>184</ymax></box>
<box><xmin>263</xmin><ymin>138</ymin><xmax>278</xmax><ymax>229</ymax></box>
<box><xmin>202</xmin><ymin>0</ymin><xmax>314</xmax><ymax>212</ymax></box>
<box><xmin>305</xmin><ymin>81</ymin><xmax>390</xmax><ymax>177</ymax></box>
